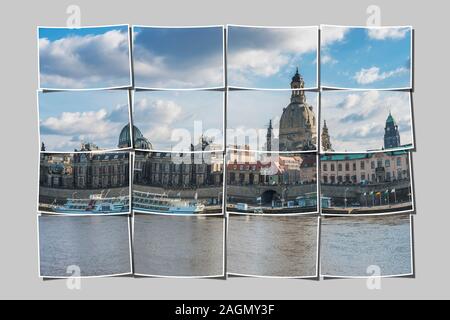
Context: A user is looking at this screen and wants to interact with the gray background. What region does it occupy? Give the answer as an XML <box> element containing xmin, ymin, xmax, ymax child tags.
<box><xmin>0</xmin><ymin>0</ymin><xmax>446</xmax><ymax>299</ymax></box>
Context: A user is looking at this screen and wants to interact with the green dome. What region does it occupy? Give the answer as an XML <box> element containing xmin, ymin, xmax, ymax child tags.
<box><xmin>118</xmin><ymin>124</ymin><xmax>145</xmax><ymax>148</ymax></box>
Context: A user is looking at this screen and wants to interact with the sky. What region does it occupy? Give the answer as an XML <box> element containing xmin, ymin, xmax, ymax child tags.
<box><xmin>133</xmin><ymin>90</ymin><xmax>224</xmax><ymax>151</ymax></box>
<box><xmin>133</xmin><ymin>26</ymin><xmax>224</xmax><ymax>89</ymax></box>
<box><xmin>227</xmin><ymin>26</ymin><xmax>318</xmax><ymax>89</ymax></box>
<box><xmin>321</xmin><ymin>26</ymin><xmax>412</xmax><ymax>89</ymax></box>
<box><xmin>39</xmin><ymin>90</ymin><xmax>130</xmax><ymax>151</ymax></box>
<box><xmin>227</xmin><ymin>90</ymin><xmax>318</xmax><ymax>150</ymax></box>
<box><xmin>38</xmin><ymin>25</ymin><xmax>131</xmax><ymax>89</ymax></box>
<box><xmin>321</xmin><ymin>91</ymin><xmax>413</xmax><ymax>152</ymax></box>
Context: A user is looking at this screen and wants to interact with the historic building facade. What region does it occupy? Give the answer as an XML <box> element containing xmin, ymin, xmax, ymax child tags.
<box><xmin>227</xmin><ymin>154</ymin><xmax>316</xmax><ymax>186</ymax></box>
<box><xmin>275</xmin><ymin>68</ymin><xmax>317</xmax><ymax>152</ymax></box>
<box><xmin>39</xmin><ymin>154</ymin><xmax>74</xmax><ymax>188</ymax></box>
<box><xmin>320</xmin><ymin>151</ymin><xmax>410</xmax><ymax>185</ymax></box>
<box><xmin>134</xmin><ymin>151</ymin><xmax>224</xmax><ymax>188</ymax></box>
<box><xmin>40</xmin><ymin>152</ymin><xmax>130</xmax><ymax>189</ymax></box>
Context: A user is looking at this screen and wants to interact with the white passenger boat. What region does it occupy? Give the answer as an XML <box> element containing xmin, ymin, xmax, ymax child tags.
<box><xmin>133</xmin><ymin>190</ymin><xmax>205</xmax><ymax>214</ymax></box>
<box><xmin>54</xmin><ymin>194</ymin><xmax>129</xmax><ymax>214</ymax></box>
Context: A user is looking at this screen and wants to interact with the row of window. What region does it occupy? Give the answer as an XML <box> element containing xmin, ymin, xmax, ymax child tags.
<box><xmin>77</xmin><ymin>175</ymin><xmax>128</xmax><ymax>187</ymax></box>
<box><xmin>322</xmin><ymin>158</ymin><xmax>403</xmax><ymax>172</ymax></box>
<box><xmin>322</xmin><ymin>170</ymin><xmax>408</xmax><ymax>184</ymax></box>
<box><xmin>232</xmin><ymin>165</ymin><xmax>260</xmax><ymax>171</ymax></box>
<box><xmin>149</xmin><ymin>163</ymin><xmax>208</xmax><ymax>174</ymax></box>
<box><xmin>73</xmin><ymin>165</ymin><xmax>128</xmax><ymax>175</ymax></box>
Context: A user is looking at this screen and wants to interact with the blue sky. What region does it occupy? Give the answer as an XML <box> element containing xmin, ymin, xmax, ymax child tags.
<box><xmin>227</xmin><ymin>26</ymin><xmax>318</xmax><ymax>89</ymax></box>
<box><xmin>133</xmin><ymin>26</ymin><xmax>224</xmax><ymax>89</ymax></box>
<box><xmin>38</xmin><ymin>25</ymin><xmax>128</xmax><ymax>41</ymax></box>
<box><xmin>133</xmin><ymin>90</ymin><xmax>224</xmax><ymax>151</ymax></box>
<box><xmin>321</xmin><ymin>26</ymin><xmax>412</xmax><ymax>89</ymax></box>
<box><xmin>39</xmin><ymin>26</ymin><xmax>131</xmax><ymax>89</ymax></box>
<box><xmin>227</xmin><ymin>90</ymin><xmax>318</xmax><ymax>150</ymax></box>
<box><xmin>321</xmin><ymin>91</ymin><xmax>413</xmax><ymax>152</ymax></box>
<box><xmin>39</xmin><ymin>90</ymin><xmax>130</xmax><ymax>151</ymax></box>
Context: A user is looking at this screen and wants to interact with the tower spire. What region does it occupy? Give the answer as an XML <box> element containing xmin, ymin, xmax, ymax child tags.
<box><xmin>290</xmin><ymin>67</ymin><xmax>305</xmax><ymax>103</ymax></box>
<box><xmin>321</xmin><ymin>120</ymin><xmax>333</xmax><ymax>152</ymax></box>
<box><xmin>384</xmin><ymin>111</ymin><xmax>400</xmax><ymax>149</ymax></box>
<box><xmin>266</xmin><ymin>120</ymin><xmax>273</xmax><ymax>155</ymax></box>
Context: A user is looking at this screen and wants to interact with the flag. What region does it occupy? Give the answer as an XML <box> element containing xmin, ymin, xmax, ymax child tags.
<box><xmin>256</xmin><ymin>197</ymin><xmax>262</xmax><ymax>201</ymax></box>
<box><xmin>391</xmin><ymin>189</ymin><xmax>396</xmax><ymax>193</ymax></box>
<box><xmin>385</xmin><ymin>189</ymin><xmax>389</xmax><ymax>194</ymax></box>
<box><xmin>370</xmin><ymin>191</ymin><xmax>374</xmax><ymax>195</ymax></box>
<box><xmin>363</xmin><ymin>192</ymin><xmax>367</xmax><ymax>196</ymax></box>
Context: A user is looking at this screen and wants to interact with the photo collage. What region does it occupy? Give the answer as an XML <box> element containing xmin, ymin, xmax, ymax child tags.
<box><xmin>37</xmin><ymin>24</ymin><xmax>415</xmax><ymax>279</ymax></box>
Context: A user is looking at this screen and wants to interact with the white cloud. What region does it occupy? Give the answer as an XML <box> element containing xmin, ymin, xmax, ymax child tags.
<box><xmin>134</xmin><ymin>98</ymin><xmax>182</xmax><ymax>124</ymax></box>
<box><xmin>228</xmin><ymin>27</ymin><xmax>318</xmax><ymax>85</ymax></box>
<box><xmin>40</xmin><ymin>109</ymin><xmax>127</xmax><ymax>151</ymax></box>
<box><xmin>367</xmin><ymin>27</ymin><xmax>410</xmax><ymax>40</ymax></box>
<box><xmin>42</xmin><ymin>109</ymin><xmax>115</xmax><ymax>135</ymax></box>
<box><xmin>133</xmin><ymin>29</ymin><xmax>223</xmax><ymax>89</ymax></box>
<box><xmin>134</xmin><ymin>51</ymin><xmax>223</xmax><ymax>89</ymax></box>
<box><xmin>321</xmin><ymin>91</ymin><xmax>412</xmax><ymax>152</ymax></box>
<box><xmin>39</xmin><ymin>29</ymin><xmax>131</xmax><ymax>89</ymax></box>
<box><xmin>321</xmin><ymin>54</ymin><xmax>338</xmax><ymax>65</ymax></box>
<box><xmin>134</xmin><ymin>98</ymin><xmax>183</xmax><ymax>143</ymax></box>
<box><xmin>354</xmin><ymin>66</ymin><xmax>408</xmax><ymax>85</ymax></box>
<box><xmin>321</xmin><ymin>26</ymin><xmax>349</xmax><ymax>46</ymax></box>
<box><xmin>229</xmin><ymin>49</ymin><xmax>289</xmax><ymax>77</ymax></box>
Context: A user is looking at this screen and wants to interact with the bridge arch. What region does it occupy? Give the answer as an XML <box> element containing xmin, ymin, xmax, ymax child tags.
<box><xmin>261</xmin><ymin>189</ymin><xmax>279</xmax><ymax>204</ymax></box>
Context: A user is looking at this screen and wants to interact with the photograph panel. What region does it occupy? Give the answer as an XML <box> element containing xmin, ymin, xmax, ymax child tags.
<box><xmin>320</xmin><ymin>151</ymin><xmax>414</xmax><ymax>215</ymax></box>
<box><xmin>320</xmin><ymin>214</ymin><xmax>413</xmax><ymax>278</ymax></box>
<box><xmin>134</xmin><ymin>151</ymin><xmax>224</xmax><ymax>215</ymax></box>
<box><xmin>227</xmin><ymin>86</ymin><xmax>318</xmax><ymax>152</ymax></box>
<box><xmin>228</xmin><ymin>215</ymin><xmax>318</xmax><ymax>278</ymax></box>
<box><xmin>38</xmin><ymin>90</ymin><xmax>131</xmax><ymax>152</ymax></box>
<box><xmin>133</xmin><ymin>26</ymin><xmax>224</xmax><ymax>89</ymax></box>
<box><xmin>133</xmin><ymin>214</ymin><xmax>225</xmax><ymax>277</ymax></box>
<box><xmin>320</xmin><ymin>90</ymin><xmax>414</xmax><ymax>153</ymax></box>
<box><xmin>38</xmin><ymin>25</ymin><xmax>132</xmax><ymax>90</ymax></box>
<box><xmin>39</xmin><ymin>215</ymin><xmax>132</xmax><ymax>278</ymax></box>
<box><xmin>226</xmin><ymin>151</ymin><xmax>318</xmax><ymax>214</ymax></box>
<box><xmin>133</xmin><ymin>90</ymin><xmax>224</xmax><ymax>152</ymax></box>
<box><xmin>39</xmin><ymin>152</ymin><xmax>130</xmax><ymax>215</ymax></box>
<box><xmin>321</xmin><ymin>25</ymin><xmax>412</xmax><ymax>90</ymax></box>
<box><xmin>227</xmin><ymin>26</ymin><xmax>318</xmax><ymax>89</ymax></box>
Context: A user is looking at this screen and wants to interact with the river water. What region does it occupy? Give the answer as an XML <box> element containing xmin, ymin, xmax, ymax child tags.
<box><xmin>228</xmin><ymin>215</ymin><xmax>319</xmax><ymax>277</ymax></box>
<box><xmin>133</xmin><ymin>214</ymin><xmax>225</xmax><ymax>277</ymax></box>
<box><xmin>320</xmin><ymin>214</ymin><xmax>413</xmax><ymax>277</ymax></box>
<box><xmin>39</xmin><ymin>215</ymin><xmax>132</xmax><ymax>277</ymax></box>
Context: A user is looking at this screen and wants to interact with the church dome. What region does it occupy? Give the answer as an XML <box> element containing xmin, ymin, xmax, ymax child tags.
<box><xmin>278</xmin><ymin>69</ymin><xmax>317</xmax><ymax>151</ymax></box>
<box><xmin>118</xmin><ymin>124</ymin><xmax>151</xmax><ymax>149</ymax></box>
<box><xmin>135</xmin><ymin>137</ymin><xmax>152</xmax><ymax>150</ymax></box>
<box><xmin>278</xmin><ymin>99</ymin><xmax>317</xmax><ymax>151</ymax></box>
<box><xmin>279</xmin><ymin>101</ymin><xmax>315</xmax><ymax>130</ymax></box>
